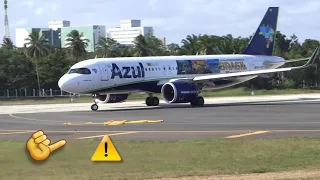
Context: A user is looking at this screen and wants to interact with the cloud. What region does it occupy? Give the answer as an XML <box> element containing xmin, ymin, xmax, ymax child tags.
<box><xmin>47</xmin><ymin>2</ymin><xmax>61</xmax><ymax>12</ymax></box>
<box><xmin>22</xmin><ymin>1</ymin><xmax>35</xmax><ymax>8</ymax></box>
<box><xmin>35</xmin><ymin>7</ymin><xmax>44</xmax><ymax>15</ymax></box>
<box><xmin>148</xmin><ymin>0</ymin><xmax>158</xmax><ymax>10</ymax></box>
<box><xmin>8</xmin><ymin>0</ymin><xmax>320</xmax><ymax>44</ymax></box>
<box><xmin>12</xmin><ymin>18</ymin><xmax>29</xmax><ymax>27</ymax></box>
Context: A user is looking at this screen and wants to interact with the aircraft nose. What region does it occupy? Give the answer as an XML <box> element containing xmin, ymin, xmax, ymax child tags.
<box><xmin>58</xmin><ymin>75</ymin><xmax>66</xmax><ymax>89</ymax></box>
<box><xmin>58</xmin><ymin>75</ymin><xmax>73</xmax><ymax>92</ymax></box>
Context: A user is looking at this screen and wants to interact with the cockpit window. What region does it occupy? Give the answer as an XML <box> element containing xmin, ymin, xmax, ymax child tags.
<box><xmin>68</xmin><ymin>68</ymin><xmax>91</xmax><ymax>74</ymax></box>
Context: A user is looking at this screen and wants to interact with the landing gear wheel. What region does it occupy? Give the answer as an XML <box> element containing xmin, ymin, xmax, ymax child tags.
<box><xmin>190</xmin><ymin>101</ymin><xmax>197</xmax><ymax>107</ymax></box>
<box><xmin>152</xmin><ymin>97</ymin><xmax>159</xmax><ymax>106</ymax></box>
<box><xmin>146</xmin><ymin>97</ymin><xmax>159</xmax><ymax>106</ymax></box>
<box><xmin>91</xmin><ymin>104</ymin><xmax>98</xmax><ymax>111</ymax></box>
<box><xmin>146</xmin><ymin>97</ymin><xmax>153</xmax><ymax>106</ymax></box>
<box><xmin>190</xmin><ymin>96</ymin><xmax>204</xmax><ymax>107</ymax></box>
<box><xmin>196</xmin><ymin>96</ymin><xmax>204</xmax><ymax>107</ymax></box>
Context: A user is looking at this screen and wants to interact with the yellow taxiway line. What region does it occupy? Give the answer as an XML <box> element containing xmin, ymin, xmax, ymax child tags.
<box><xmin>63</xmin><ymin>120</ymin><xmax>164</xmax><ymax>126</ymax></box>
<box><xmin>75</xmin><ymin>132</ymin><xmax>137</xmax><ymax>140</ymax></box>
<box><xmin>224</xmin><ymin>131</ymin><xmax>270</xmax><ymax>139</ymax></box>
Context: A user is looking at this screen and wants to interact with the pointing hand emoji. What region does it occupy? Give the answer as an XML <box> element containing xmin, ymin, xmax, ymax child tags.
<box><xmin>26</xmin><ymin>130</ymin><xmax>66</xmax><ymax>161</ymax></box>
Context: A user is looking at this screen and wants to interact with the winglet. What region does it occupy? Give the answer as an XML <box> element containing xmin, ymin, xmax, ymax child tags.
<box><xmin>300</xmin><ymin>46</ymin><xmax>319</xmax><ymax>68</ymax></box>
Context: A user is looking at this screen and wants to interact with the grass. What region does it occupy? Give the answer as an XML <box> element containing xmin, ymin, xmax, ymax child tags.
<box><xmin>1</xmin><ymin>137</ymin><xmax>320</xmax><ymax>180</ymax></box>
<box><xmin>1</xmin><ymin>87</ymin><xmax>320</xmax><ymax>106</ymax></box>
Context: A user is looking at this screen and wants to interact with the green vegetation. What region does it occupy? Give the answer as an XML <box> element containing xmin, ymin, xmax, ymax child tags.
<box><xmin>1</xmin><ymin>137</ymin><xmax>320</xmax><ymax>180</ymax></box>
<box><xmin>0</xmin><ymin>30</ymin><xmax>320</xmax><ymax>97</ymax></box>
<box><xmin>1</xmin><ymin>87</ymin><xmax>320</xmax><ymax>105</ymax></box>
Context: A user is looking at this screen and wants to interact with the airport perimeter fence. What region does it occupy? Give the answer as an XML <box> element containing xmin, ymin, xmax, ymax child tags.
<box><xmin>1</xmin><ymin>86</ymin><xmax>320</xmax><ymax>99</ymax></box>
<box><xmin>0</xmin><ymin>89</ymin><xmax>90</xmax><ymax>99</ymax></box>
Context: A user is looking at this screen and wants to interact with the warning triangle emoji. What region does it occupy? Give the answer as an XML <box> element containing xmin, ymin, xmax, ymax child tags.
<box><xmin>91</xmin><ymin>135</ymin><xmax>121</xmax><ymax>161</ymax></box>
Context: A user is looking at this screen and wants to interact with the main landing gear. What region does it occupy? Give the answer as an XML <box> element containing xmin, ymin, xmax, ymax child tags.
<box><xmin>91</xmin><ymin>94</ymin><xmax>99</xmax><ymax>111</ymax></box>
<box><xmin>145</xmin><ymin>94</ymin><xmax>159</xmax><ymax>106</ymax></box>
<box><xmin>190</xmin><ymin>96</ymin><xmax>204</xmax><ymax>107</ymax></box>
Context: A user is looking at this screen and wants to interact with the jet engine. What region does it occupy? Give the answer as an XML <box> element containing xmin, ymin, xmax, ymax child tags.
<box><xmin>95</xmin><ymin>94</ymin><xmax>129</xmax><ymax>103</ymax></box>
<box><xmin>161</xmin><ymin>81</ymin><xmax>199</xmax><ymax>103</ymax></box>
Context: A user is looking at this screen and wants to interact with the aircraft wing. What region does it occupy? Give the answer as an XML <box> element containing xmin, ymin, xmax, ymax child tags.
<box><xmin>193</xmin><ymin>47</ymin><xmax>319</xmax><ymax>82</ymax></box>
<box><xmin>283</xmin><ymin>57</ymin><xmax>309</xmax><ymax>63</ymax></box>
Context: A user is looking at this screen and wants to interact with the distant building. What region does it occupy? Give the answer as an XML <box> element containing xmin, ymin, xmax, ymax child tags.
<box><xmin>48</xmin><ymin>20</ymin><xmax>70</xmax><ymax>30</ymax></box>
<box><xmin>15</xmin><ymin>28</ymin><xmax>61</xmax><ymax>48</ymax></box>
<box><xmin>60</xmin><ymin>25</ymin><xmax>105</xmax><ymax>52</ymax></box>
<box><xmin>106</xmin><ymin>20</ymin><xmax>153</xmax><ymax>46</ymax></box>
<box><xmin>15</xmin><ymin>19</ymin><xmax>156</xmax><ymax>51</ymax></box>
<box><xmin>159</xmin><ymin>37</ymin><xmax>166</xmax><ymax>46</ymax></box>
<box><xmin>15</xmin><ymin>20</ymin><xmax>71</xmax><ymax>48</ymax></box>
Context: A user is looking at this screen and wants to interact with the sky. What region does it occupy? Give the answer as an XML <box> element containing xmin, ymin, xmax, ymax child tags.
<box><xmin>2</xmin><ymin>0</ymin><xmax>320</xmax><ymax>45</ymax></box>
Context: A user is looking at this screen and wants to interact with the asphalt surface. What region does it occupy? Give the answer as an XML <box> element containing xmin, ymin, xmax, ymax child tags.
<box><xmin>1</xmin><ymin>98</ymin><xmax>320</xmax><ymax>142</ymax></box>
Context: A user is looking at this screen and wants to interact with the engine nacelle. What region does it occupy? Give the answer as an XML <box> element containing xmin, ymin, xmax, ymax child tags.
<box><xmin>161</xmin><ymin>82</ymin><xmax>199</xmax><ymax>103</ymax></box>
<box><xmin>96</xmin><ymin>94</ymin><xmax>129</xmax><ymax>103</ymax></box>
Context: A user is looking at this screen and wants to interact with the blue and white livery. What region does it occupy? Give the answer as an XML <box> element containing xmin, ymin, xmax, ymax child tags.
<box><xmin>58</xmin><ymin>7</ymin><xmax>319</xmax><ymax>111</ymax></box>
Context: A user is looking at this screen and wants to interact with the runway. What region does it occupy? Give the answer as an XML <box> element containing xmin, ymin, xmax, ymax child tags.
<box><xmin>1</xmin><ymin>94</ymin><xmax>320</xmax><ymax>142</ymax></box>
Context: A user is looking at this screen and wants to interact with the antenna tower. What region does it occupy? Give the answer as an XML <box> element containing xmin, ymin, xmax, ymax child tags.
<box><xmin>4</xmin><ymin>0</ymin><xmax>10</xmax><ymax>40</ymax></box>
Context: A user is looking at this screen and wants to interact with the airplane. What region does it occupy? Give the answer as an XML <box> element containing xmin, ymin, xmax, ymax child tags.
<box><xmin>58</xmin><ymin>7</ymin><xmax>319</xmax><ymax>111</ymax></box>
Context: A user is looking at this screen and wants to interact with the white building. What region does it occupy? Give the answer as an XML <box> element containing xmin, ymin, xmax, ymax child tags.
<box><xmin>15</xmin><ymin>28</ymin><xmax>61</xmax><ymax>48</ymax></box>
<box><xmin>48</xmin><ymin>20</ymin><xmax>70</xmax><ymax>30</ymax></box>
<box><xmin>106</xmin><ymin>20</ymin><xmax>153</xmax><ymax>46</ymax></box>
<box><xmin>15</xmin><ymin>20</ymin><xmax>71</xmax><ymax>48</ymax></box>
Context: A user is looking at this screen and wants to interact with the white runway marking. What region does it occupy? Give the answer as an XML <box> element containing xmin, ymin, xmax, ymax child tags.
<box><xmin>224</xmin><ymin>131</ymin><xmax>270</xmax><ymax>138</ymax></box>
<box><xmin>0</xmin><ymin>94</ymin><xmax>320</xmax><ymax>115</ymax></box>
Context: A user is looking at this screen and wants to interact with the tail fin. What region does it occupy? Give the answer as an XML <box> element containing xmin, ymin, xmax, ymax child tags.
<box><xmin>242</xmin><ymin>7</ymin><xmax>279</xmax><ymax>56</ymax></box>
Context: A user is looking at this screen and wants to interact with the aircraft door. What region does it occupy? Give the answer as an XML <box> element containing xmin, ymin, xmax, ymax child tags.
<box><xmin>162</xmin><ymin>65</ymin><xmax>167</xmax><ymax>76</ymax></box>
<box><xmin>97</xmin><ymin>62</ymin><xmax>109</xmax><ymax>81</ymax></box>
<box><xmin>168</xmin><ymin>65</ymin><xmax>172</xmax><ymax>75</ymax></box>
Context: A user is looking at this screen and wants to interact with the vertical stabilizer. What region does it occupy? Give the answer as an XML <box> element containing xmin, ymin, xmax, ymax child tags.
<box><xmin>242</xmin><ymin>7</ymin><xmax>279</xmax><ymax>56</ymax></box>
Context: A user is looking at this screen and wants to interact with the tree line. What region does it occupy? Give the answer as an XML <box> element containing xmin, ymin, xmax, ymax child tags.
<box><xmin>0</xmin><ymin>29</ymin><xmax>319</xmax><ymax>95</ymax></box>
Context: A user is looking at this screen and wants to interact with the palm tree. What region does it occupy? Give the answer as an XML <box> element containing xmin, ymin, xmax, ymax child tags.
<box><xmin>167</xmin><ymin>43</ymin><xmax>181</xmax><ymax>55</ymax></box>
<box><xmin>218</xmin><ymin>34</ymin><xmax>235</xmax><ymax>54</ymax></box>
<box><xmin>132</xmin><ymin>35</ymin><xmax>166</xmax><ymax>57</ymax></box>
<box><xmin>24</xmin><ymin>30</ymin><xmax>51</xmax><ymax>96</ymax></box>
<box><xmin>147</xmin><ymin>35</ymin><xmax>167</xmax><ymax>56</ymax></box>
<box><xmin>120</xmin><ymin>46</ymin><xmax>134</xmax><ymax>57</ymax></box>
<box><xmin>65</xmin><ymin>30</ymin><xmax>89</xmax><ymax>63</ymax></box>
<box><xmin>132</xmin><ymin>35</ymin><xmax>153</xmax><ymax>57</ymax></box>
<box><xmin>198</xmin><ymin>35</ymin><xmax>221</xmax><ymax>55</ymax></box>
<box><xmin>181</xmin><ymin>34</ymin><xmax>200</xmax><ymax>55</ymax></box>
<box><xmin>2</xmin><ymin>37</ymin><xmax>14</xmax><ymax>49</ymax></box>
<box><xmin>96</xmin><ymin>37</ymin><xmax>120</xmax><ymax>58</ymax></box>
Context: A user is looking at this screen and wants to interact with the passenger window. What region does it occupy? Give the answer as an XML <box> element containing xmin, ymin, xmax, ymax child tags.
<box><xmin>145</xmin><ymin>68</ymin><xmax>148</xmax><ymax>71</ymax></box>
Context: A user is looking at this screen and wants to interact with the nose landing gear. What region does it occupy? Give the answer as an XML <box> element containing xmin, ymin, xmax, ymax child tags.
<box><xmin>91</xmin><ymin>103</ymin><xmax>99</xmax><ymax>111</ymax></box>
<box><xmin>91</xmin><ymin>94</ymin><xmax>99</xmax><ymax>111</ymax></box>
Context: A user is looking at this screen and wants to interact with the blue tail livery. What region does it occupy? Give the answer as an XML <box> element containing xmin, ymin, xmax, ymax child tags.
<box><xmin>242</xmin><ymin>7</ymin><xmax>279</xmax><ymax>56</ymax></box>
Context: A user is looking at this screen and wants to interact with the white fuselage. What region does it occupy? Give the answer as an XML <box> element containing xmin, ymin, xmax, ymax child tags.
<box><xmin>58</xmin><ymin>54</ymin><xmax>285</xmax><ymax>95</ymax></box>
